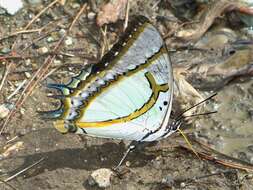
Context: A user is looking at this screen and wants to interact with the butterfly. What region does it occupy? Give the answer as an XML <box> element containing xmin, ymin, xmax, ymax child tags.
<box><xmin>41</xmin><ymin>15</ymin><xmax>176</xmax><ymax>143</ymax></box>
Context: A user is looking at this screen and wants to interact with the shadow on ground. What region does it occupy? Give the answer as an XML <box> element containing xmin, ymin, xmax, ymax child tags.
<box><xmin>7</xmin><ymin>141</ymin><xmax>156</xmax><ymax>179</ymax></box>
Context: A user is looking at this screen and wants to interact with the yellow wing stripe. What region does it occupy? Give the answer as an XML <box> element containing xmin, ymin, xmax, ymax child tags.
<box><xmin>54</xmin><ymin>72</ymin><xmax>169</xmax><ymax>130</ymax></box>
<box><xmin>61</xmin><ymin>47</ymin><xmax>167</xmax><ymax>121</ymax></box>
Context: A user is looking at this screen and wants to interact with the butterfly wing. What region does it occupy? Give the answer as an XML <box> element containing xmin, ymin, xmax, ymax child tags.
<box><xmin>44</xmin><ymin>16</ymin><xmax>174</xmax><ymax>142</ymax></box>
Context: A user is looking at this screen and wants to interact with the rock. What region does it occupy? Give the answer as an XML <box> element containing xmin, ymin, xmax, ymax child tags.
<box><xmin>0</xmin><ymin>47</ymin><xmax>11</xmax><ymax>54</ymax></box>
<box><xmin>0</xmin><ymin>103</ymin><xmax>10</xmax><ymax>119</ymax></box>
<box><xmin>88</xmin><ymin>168</ymin><xmax>113</xmax><ymax>188</ymax></box>
<box><xmin>65</xmin><ymin>36</ymin><xmax>73</xmax><ymax>46</ymax></box>
<box><xmin>59</xmin><ymin>29</ymin><xmax>66</xmax><ymax>36</ymax></box>
<box><xmin>125</xmin><ymin>161</ymin><xmax>131</xmax><ymax>167</ymax></box>
<box><xmin>88</xmin><ymin>12</ymin><xmax>96</xmax><ymax>20</ymax></box>
<box><xmin>0</xmin><ymin>0</ymin><xmax>23</xmax><ymax>15</ymax></box>
<box><xmin>161</xmin><ymin>175</ymin><xmax>174</xmax><ymax>187</ymax></box>
<box><xmin>47</xmin><ymin>36</ymin><xmax>55</xmax><ymax>43</ymax></box>
<box><xmin>26</xmin><ymin>0</ymin><xmax>42</xmax><ymax>4</ymax></box>
<box><xmin>38</xmin><ymin>46</ymin><xmax>49</xmax><ymax>54</ymax></box>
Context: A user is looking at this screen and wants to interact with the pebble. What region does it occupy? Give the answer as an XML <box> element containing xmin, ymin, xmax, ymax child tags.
<box><xmin>47</xmin><ymin>36</ymin><xmax>55</xmax><ymax>43</ymax></box>
<box><xmin>26</xmin><ymin>0</ymin><xmax>42</xmax><ymax>4</ymax></box>
<box><xmin>161</xmin><ymin>175</ymin><xmax>174</xmax><ymax>186</ymax></box>
<box><xmin>180</xmin><ymin>182</ymin><xmax>186</xmax><ymax>188</ymax></box>
<box><xmin>88</xmin><ymin>168</ymin><xmax>113</xmax><ymax>188</ymax></box>
<box><xmin>59</xmin><ymin>29</ymin><xmax>66</xmax><ymax>36</ymax></box>
<box><xmin>20</xmin><ymin>108</ymin><xmax>25</xmax><ymax>115</ymax></box>
<box><xmin>71</xmin><ymin>3</ymin><xmax>80</xmax><ymax>9</ymax></box>
<box><xmin>0</xmin><ymin>0</ymin><xmax>23</xmax><ymax>15</ymax></box>
<box><xmin>38</xmin><ymin>46</ymin><xmax>49</xmax><ymax>54</ymax></box>
<box><xmin>25</xmin><ymin>59</ymin><xmax>31</xmax><ymax>66</ymax></box>
<box><xmin>0</xmin><ymin>103</ymin><xmax>10</xmax><ymax>119</ymax></box>
<box><xmin>24</xmin><ymin>72</ymin><xmax>31</xmax><ymax>78</ymax></box>
<box><xmin>65</xmin><ymin>36</ymin><xmax>73</xmax><ymax>46</ymax></box>
<box><xmin>53</xmin><ymin>59</ymin><xmax>62</xmax><ymax>65</ymax></box>
<box><xmin>0</xmin><ymin>47</ymin><xmax>11</xmax><ymax>54</ymax></box>
<box><xmin>125</xmin><ymin>161</ymin><xmax>131</xmax><ymax>167</ymax></box>
<box><xmin>88</xmin><ymin>12</ymin><xmax>96</xmax><ymax>20</ymax></box>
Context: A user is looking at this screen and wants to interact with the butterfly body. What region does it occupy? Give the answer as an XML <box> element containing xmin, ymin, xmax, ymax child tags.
<box><xmin>44</xmin><ymin>16</ymin><xmax>174</xmax><ymax>142</ymax></box>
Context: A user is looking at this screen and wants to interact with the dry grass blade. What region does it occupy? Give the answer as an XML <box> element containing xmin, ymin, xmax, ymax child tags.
<box><xmin>0</xmin><ymin>62</ymin><xmax>13</xmax><ymax>92</ymax></box>
<box><xmin>0</xmin><ymin>4</ymin><xmax>87</xmax><ymax>134</ymax></box>
<box><xmin>123</xmin><ymin>0</ymin><xmax>130</xmax><ymax>31</ymax></box>
<box><xmin>0</xmin><ymin>179</ymin><xmax>17</xmax><ymax>190</ymax></box>
<box><xmin>100</xmin><ymin>25</ymin><xmax>109</xmax><ymax>58</ymax></box>
<box><xmin>7</xmin><ymin>80</ymin><xmax>27</xmax><ymax>100</ymax></box>
<box><xmin>3</xmin><ymin>157</ymin><xmax>45</xmax><ymax>182</ymax></box>
<box><xmin>179</xmin><ymin>140</ymin><xmax>253</xmax><ymax>172</ymax></box>
<box><xmin>0</xmin><ymin>29</ymin><xmax>41</xmax><ymax>42</ymax></box>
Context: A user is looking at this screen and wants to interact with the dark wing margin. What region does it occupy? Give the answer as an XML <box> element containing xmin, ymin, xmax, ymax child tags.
<box><xmin>40</xmin><ymin>15</ymin><xmax>151</xmax><ymax>120</ymax></box>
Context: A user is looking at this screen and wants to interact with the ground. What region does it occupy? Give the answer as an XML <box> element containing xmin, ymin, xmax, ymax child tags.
<box><xmin>0</xmin><ymin>0</ymin><xmax>253</xmax><ymax>190</ymax></box>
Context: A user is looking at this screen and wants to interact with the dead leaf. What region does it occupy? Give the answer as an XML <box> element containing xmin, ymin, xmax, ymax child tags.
<box><xmin>97</xmin><ymin>0</ymin><xmax>128</xmax><ymax>26</ymax></box>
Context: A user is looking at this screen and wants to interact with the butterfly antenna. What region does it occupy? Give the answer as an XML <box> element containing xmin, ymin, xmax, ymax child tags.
<box><xmin>178</xmin><ymin>128</ymin><xmax>200</xmax><ymax>160</ymax></box>
<box><xmin>180</xmin><ymin>111</ymin><xmax>217</xmax><ymax>120</ymax></box>
<box><xmin>175</xmin><ymin>93</ymin><xmax>217</xmax><ymax>122</ymax></box>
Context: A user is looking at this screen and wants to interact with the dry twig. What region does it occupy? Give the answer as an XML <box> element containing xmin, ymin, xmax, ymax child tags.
<box><xmin>24</xmin><ymin>0</ymin><xmax>61</xmax><ymax>30</ymax></box>
<box><xmin>0</xmin><ymin>4</ymin><xmax>87</xmax><ymax>134</ymax></box>
<box><xmin>3</xmin><ymin>157</ymin><xmax>45</xmax><ymax>182</ymax></box>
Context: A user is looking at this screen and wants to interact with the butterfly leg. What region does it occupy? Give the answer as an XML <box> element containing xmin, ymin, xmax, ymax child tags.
<box><xmin>114</xmin><ymin>141</ymin><xmax>139</xmax><ymax>170</ymax></box>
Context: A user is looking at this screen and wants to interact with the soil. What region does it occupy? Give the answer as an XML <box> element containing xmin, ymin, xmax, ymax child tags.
<box><xmin>0</xmin><ymin>1</ymin><xmax>253</xmax><ymax>190</ymax></box>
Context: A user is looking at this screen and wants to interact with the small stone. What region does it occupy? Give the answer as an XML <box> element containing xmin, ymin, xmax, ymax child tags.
<box><xmin>0</xmin><ymin>47</ymin><xmax>11</xmax><ymax>54</ymax></box>
<box><xmin>24</xmin><ymin>72</ymin><xmax>31</xmax><ymax>78</ymax></box>
<box><xmin>88</xmin><ymin>12</ymin><xmax>96</xmax><ymax>20</ymax></box>
<box><xmin>20</xmin><ymin>108</ymin><xmax>25</xmax><ymax>115</ymax></box>
<box><xmin>180</xmin><ymin>182</ymin><xmax>186</xmax><ymax>188</ymax></box>
<box><xmin>0</xmin><ymin>0</ymin><xmax>23</xmax><ymax>15</ymax></box>
<box><xmin>47</xmin><ymin>36</ymin><xmax>54</xmax><ymax>43</ymax></box>
<box><xmin>88</xmin><ymin>168</ymin><xmax>113</xmax><ymax>188</ymax></box>
<box><xmin>59</xmin><ymin>29</ymin><xmax>66</xmax><ymax>36</ymax></box>
<box><xmin>65</xmin><ymin>36</ymin><xmax>73</xmax><ymax>46</ymax></box>
<box><xmin>27</xmin><ymin>0</ymin><xmax>42</xmax><ymax>4</ymax></box>
<box><xmin>53</xmin><ymin>59</ymin><xmax>61</xmax><ymax>65</ymax></box>
<box><xmin>38</xmin><ymin>47</ymin><xmax>48</xmax><ymax>54</ymax></box>
<box><xmin>25</xmin><ymin>59</ymin><xmax>31</xmax><ymax>66</ymax></box>
<box><xmin>0</xmin><ymin>104</ymin><xmax>10</xmax><ymax>119</ymax></box>
<box><xmin>161</xmin><ymin>175</ymin><xmax>174</xmax><ymax>186</ymax></box>
<box><xmin>71</xmin><ymin>3</ymin><xmax>80</xmax><ymax>9</ymax></box>
<box><xmin>125</xmin><ymin>161</ymin><xmax>131</xmax><ymax>167</ymax></box>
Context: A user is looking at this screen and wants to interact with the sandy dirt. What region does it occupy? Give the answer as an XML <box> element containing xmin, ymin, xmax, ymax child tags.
<box><xmin>0</xmin><ymin>0</ymin><xmax>253</xmax><ymax>189</ymax></box>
